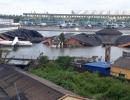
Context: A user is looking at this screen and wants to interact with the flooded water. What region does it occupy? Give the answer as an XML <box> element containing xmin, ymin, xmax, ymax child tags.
<box><xmin>1</xmin><ymin>29</ymin><xmax>130</xmax><ymax>62</ymax></box>
<box><xmin>0</xmin><ymin>27</ymin><xmax>18</xmax><ymax>33</ymax></box>
<box><xmin>5</xmin><ymin>42</ymin><xmax>130</xmax><ymax>62</ymax></box>
<box><xmin>38</xmin><ymin>29</ymin><xmax>130</xmax><ymax>37</ymax></box>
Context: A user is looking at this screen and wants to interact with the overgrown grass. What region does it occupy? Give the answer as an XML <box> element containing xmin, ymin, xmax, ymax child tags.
<box><xmin>30</xmin><ymin>56</ymin><xmax>130</xmax><ymax>100</ymax></box>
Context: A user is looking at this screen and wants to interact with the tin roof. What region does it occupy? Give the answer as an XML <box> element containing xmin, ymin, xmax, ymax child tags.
<box><xmin>96</xmin><ymin>28</ymin><xmax>123</xmax><ymax>35</ymax></box>
<box><xmin>116</xmin><ymin>35</ymin><xmax>130</xmax><ymax>45</ymax></box>
<box><xmin>71</xmin><ymin>33</ymin><xmax>101</xmax><ymax>46</ymax></box>
<box><xmin>113</xmin><ymin>57</ymin><xmax>130</xmax><ymax>70</ymax></box>
<box><xmin>2</xmin><ymin>28</ymin><xmax>43</xmax><ymax>42</ymax></box>
<box><xmin>0</xmin><ymin>65</ymin><xmax>84</xmax><ymax>100</ymax></box>
<box><xmin>0</xmin><ymin>87</ymin><xmax>10</xmax><ymax>100</ymax></box>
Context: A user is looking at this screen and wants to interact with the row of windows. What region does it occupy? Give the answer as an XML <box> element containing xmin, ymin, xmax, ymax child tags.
<box><xmin>25</xmin><ymin>15</ymin><xmax>130</xmax><ymax>19</ymax></box>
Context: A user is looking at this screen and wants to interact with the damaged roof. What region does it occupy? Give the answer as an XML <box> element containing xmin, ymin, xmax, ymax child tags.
<box><xmin>96</xmin><ymin>28</ymin><xmax>123</xmax><ymax>35</ymax></box>
<box><xmin>116</xmin><ymin>35</ymin><xmax>130</xmax><ymax>45</ymax></box>
<box><xmin>1</xmin><ymin>28</ymin><xmax>43</xmax><ymax>43</ymax></box>
<box><xmin>71</xmin><ymin>33</ymin><xmax>101</xmax><ymax>46</ymax></box>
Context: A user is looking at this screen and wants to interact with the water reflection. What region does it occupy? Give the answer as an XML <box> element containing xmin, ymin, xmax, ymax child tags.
<box><xmin>3</xmin><ymin>43</ymin><xmax>130</xmax><ymax>62</ymax></box>
<box><xmin>1</xmin><ymin>30</ymin><xmax>130</xmax><ymax>61</ymax></box>
<box><xmin>38</xmin><ymin>30</ymin><xmax>130</xmax><ymax>37</ymax></box>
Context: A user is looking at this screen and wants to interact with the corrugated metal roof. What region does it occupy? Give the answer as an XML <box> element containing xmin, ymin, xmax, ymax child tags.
<box><xmin>116</xmin><ymin>35</ymin><xmax>130</xmax><ymax>45</ymax></box>
<box><xmin>2</xmin><ymin>28</ymin><xmax>43</xmax><ymax>43</ymax></box>
<box><xmin>113</xmin><ymin>57</ymin><xmax>130</xmax><ymax>70</ymax></box>
<box><xmin>0</xmin><ymin>87</ymin><xmax>10</xmax><ymax>100</ymax></box>
<box><xmin>0</xmin><ymin>65</ymin><xmax>84</xmax><ymax>100</ymax></box>
<box><xmin>71</xmin><ymin>33</ymin><xmax>101</xmax><ymax>46</ymax></box>
<box><xmin>96</xmin><ymin>28</ymin><xmax>123</xmax><ymax>35</ymax></box>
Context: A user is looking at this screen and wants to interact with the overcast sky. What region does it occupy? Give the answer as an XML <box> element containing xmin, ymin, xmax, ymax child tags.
<box><xmin>0</xmin><ymin>0</ymin><xmax>130</xmax><ymax>15</ymax></box>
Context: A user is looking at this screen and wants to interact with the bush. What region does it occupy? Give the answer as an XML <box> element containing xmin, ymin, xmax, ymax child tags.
<box><xmin>56</xmin><ymin>56</ymin><xmax>73</xmax><ymax>68</ymax></box>
<box><xmin>100</xmin><ymin>82</ymin><xmax>130</xmax><ymax>100</ymax></box>
<box><xmin>30</xmin><ymin>55</ymin><xmax>130</xmax><ymax>99</ymax></box>
<box><xmin>37</xmin><ymin>53</ymin><xmax>49</xmax><ymax>66</ymax></box>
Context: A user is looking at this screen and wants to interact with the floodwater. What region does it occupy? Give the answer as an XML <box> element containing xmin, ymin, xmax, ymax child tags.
<box><xmin>6</xmin><ymin>43</ymin><xmax>130</xmax><ymax>62</ymax></box>
<box><xmin>1</xmin><ymin>29</ymin><xmax>130</xmax><ymax>62</ymax></box>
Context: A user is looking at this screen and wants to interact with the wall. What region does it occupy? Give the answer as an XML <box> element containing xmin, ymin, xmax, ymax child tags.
<box><xmin>111</xmin><ymin>66</ymin><xmax>130</xmax><ymax>80</ymax></box>
<box><xmin>65</xmin><ymin>38</ymin><xmax>82</xmax><ymax>47</ymax></box>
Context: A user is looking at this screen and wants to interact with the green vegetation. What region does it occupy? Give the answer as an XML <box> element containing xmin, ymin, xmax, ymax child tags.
<box><xmin>30</xmin><ymin>56</ymin><xmax>130</xmax><ymax>100</ymax></box>
<box><xmin>59</xmin><ymin>33</ymin><xmax>65</xmax><ymax>48</ymax></box>
<box><xmin>0</xmin><ymin>49</ymin><xmax>12</xmax><ymax>64</ymax></box>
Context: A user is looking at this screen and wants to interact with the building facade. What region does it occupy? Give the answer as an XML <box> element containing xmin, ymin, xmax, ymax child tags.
<box><xmin>111</xmin><ymin>52</ymin><xmax>130</xmax><ymax>80</ymax></box>
<box><xmin>0</xmin><ymin>18</ymin><xmax>14</xmax><ymax>25</ymax></box>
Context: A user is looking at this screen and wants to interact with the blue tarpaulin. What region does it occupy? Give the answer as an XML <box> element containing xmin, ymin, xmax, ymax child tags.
<box><xmin>83</xmin><ymin>61</ymin><xmax>110</xmax><ymax>76</ymax></box>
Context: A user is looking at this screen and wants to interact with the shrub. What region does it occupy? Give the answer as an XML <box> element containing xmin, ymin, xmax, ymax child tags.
<box><xmin>37</xmin><ymin>53</ymin><xmax>49</xmax><ymax>66</ymax></box>
<box><xmin>56</xmin><ymin>56</ymin><xmax>73</xmax><ymax>68</ymax></box>
<box><xmin>30</xmin><ymin>55</ymin><xmax>130</xmax><ymax>100</ymax></box>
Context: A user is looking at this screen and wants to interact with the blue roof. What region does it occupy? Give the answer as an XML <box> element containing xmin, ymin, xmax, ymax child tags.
<box><xmin>85</xmin><ymin>61</ymin><xmax>110</xmax><ymax>68</ymax></box>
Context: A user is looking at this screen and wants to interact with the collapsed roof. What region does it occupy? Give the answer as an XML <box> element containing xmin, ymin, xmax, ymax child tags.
<box><xmin>71</xmin><ymin>33</ymin><xmax>101</xmax><ymax>46</ymax></box>
<box><xmin>116</xmin><ymin>35</ymin><xmax>130</xmax><ymax>45</ymax></box>
<box><xmin>96</xmin><ymin>28</ymin><xmax>123</xmax><ymax>35</ymax></box>
<box><xmin>1</xmin><ymin>28</ymin><xmax>43</xmax><ymax>43</ymax></box>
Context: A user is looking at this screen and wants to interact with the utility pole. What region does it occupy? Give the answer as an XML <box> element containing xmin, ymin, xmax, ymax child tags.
<box><xmin>105</xmin><ymin>45</ymin><xmax>111</xmax><ymax>62</ymax></box>
<box><xmin>14</xmin><ymin>82</ymin><xmax>21</xmax><ymax>100</ymax></box>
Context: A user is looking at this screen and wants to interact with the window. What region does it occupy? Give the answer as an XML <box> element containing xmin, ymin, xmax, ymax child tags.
<box><xmin>119</xmin><ymin>73</ymin><xmax>125</xmax><ymax>80</ymax></box>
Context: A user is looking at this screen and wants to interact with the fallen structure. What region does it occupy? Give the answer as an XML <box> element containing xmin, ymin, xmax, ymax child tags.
<box><xmin>0</xmin><ymin>65</ymin><xmax>86</xmax><ymax>100</ymax></box>
<box><xmin>96</xmin><ymin>28</ymin><xmax>123</xmax><ymax>46</ymax></box>
<box><xmin>116</xmin><ymin>35</ymin><xmax>130</xmax><ymax>48</ymax></box>
<box><xmin>65</xmin><ymin>33</ymin><xmax>101</xmax><ymax>47</ymax></box>
<box><xmin>0</xmin><ymin>37</ymin><xmax>32</xmax><ymax>46</ymax></box>
<box><xmin>43</xmin><ymin>28</ymin><xmax>130</xmax><ymax>48</ymax></box>
<box><xmin>0</xmin><ymin>28</ymin><xmax>43</xmax><ymax>43</ymax></box>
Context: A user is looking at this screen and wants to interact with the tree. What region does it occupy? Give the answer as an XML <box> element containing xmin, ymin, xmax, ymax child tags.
<box><xmin>0</xmin><ymin>49</ymin><xmax>12</xmax><ymax>64</ymax></box>
<box><xmin>59</xmin><ymin>33</ymin><xmax>65</xmax><ymax>48</ymax></box>
<box><xmin>37</xmin><ymin>52</ymin><xmax>49</xmax><ymax>66</ymax></box>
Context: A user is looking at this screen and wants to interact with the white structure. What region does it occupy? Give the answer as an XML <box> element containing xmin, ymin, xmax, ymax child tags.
<box><xmin>0</xmin><ymin>18</ymin><xmax>14</xmax><ymax>25</ymax></box>
<box><xmin>72</xmin><ymin>10</ymin><xmax>130</xmax><ymax>15</ymax></box>
<box><xmin>0</xmin><ymin>37</ymin><xmax>32</xmax><ymax>46</ymax></box>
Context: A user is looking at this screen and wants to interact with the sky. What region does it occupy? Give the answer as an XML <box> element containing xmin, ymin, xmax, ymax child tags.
<box><xmin>0</xmin><ymin>0</ymin><xmax>130</xmax><ymax>15</ymax></box>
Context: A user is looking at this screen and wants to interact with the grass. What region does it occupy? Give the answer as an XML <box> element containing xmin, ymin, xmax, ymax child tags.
<box><xmin>30</xmin><ymin>56</ymin><xmax>130</xmax><ymax>100</ymax></box>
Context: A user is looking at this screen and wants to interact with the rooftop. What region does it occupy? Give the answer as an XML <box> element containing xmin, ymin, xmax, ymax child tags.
<box><xmin>71</xmin><ymin>33</ymin><xmax>101</xmax><ymax>46</ymax></box>
<box><xmin>1</xmin><ymin>28</ymin><xmax>43</xmax><ymax>43</ymax></box>
<box><xmin>96</xmin><ymin>28</ymin><xmax>123</xmax><ymax>35</ymax></box>
<box><xmin>113</xmin><ymin>52</ymin><xmax>130</xmax><ymax>70</ymax></box>
<box><xmin>0</xmin><ymin>65</ymin><xmax>85</xmax><ymax>100</ymax></box>
<box><xmin>113</xmin><ymin>57</ymin><xmax>130</xmax><ymax>70</ymax></box>
<box><xmin>116</xmin><ymin>35</ymin><xmax>130</xmax><ymax>45</ymax></box>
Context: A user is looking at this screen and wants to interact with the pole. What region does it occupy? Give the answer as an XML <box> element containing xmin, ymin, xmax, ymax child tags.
<box><xmin>14</xmin><ymin>82</ymin><xmax>21</xmax><ymax>100</ymax></box>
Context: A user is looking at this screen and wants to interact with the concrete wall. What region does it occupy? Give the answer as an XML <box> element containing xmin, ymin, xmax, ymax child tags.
<box><xmin>111</xmin><ymin>66</ymin><xmax>130</xmax><ymax>80</ymax></box>
<box><xmin>65</xmin><ymin>38</ymin><xmax>82</xmax><ymax>47</ymax></box>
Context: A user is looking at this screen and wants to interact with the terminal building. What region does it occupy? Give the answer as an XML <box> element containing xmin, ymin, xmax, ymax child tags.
<box><xmin>0</xmin><ymin>18</ymin><xmax>14</xmax><ymax>25</ymax></box>
<box><xmin>21</xmin><ymin>10</ymin><xmax>130</xmax><ymax>27</ymax></box>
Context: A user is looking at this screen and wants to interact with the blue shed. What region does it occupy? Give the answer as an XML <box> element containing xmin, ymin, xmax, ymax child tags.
<box><xmin>83</xmin><ymin>61</ymin><xmax>110</xmax><ymax>76</ymax></box>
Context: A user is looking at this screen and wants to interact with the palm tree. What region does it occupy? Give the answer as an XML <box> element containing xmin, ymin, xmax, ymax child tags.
<box><xmin>59</xmin><ymin>33</ymin><xmax>65</xmax><ymax>48</ymax></box>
